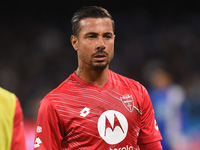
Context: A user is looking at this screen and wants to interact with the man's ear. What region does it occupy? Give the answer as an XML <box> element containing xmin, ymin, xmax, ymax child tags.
<box><xmin>71</xmin><ymin>35</ymin><xmax>78</xmax><ymax>51</ymax></box>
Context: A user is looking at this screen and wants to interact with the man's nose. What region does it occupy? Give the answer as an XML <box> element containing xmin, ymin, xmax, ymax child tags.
<box><xmin>96</xmin><ymin>37</ymin><xmax>105</xmax><ymax>50</ymax></box>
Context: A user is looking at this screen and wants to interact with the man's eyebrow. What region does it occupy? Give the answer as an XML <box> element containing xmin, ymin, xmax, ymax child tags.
<box><xmin>103</xmin><ymin>32</ymin><xmax>114</xmax><ymax>35</ymax></box>
<box><xmin>85</xmin><ymin>32</ymin><xmax>114</xmax><ymax>37</ymax></box>
<box><xmin>85</xmin><ymin>32</ymin><xmax>98</xmax><ymax>35</ymax></box>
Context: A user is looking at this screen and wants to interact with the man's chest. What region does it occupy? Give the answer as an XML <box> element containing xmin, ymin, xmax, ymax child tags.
<box><xmin>54</xmin><ymin>87</ymin><xmax>142</xmax><ymax>149</ymax></box>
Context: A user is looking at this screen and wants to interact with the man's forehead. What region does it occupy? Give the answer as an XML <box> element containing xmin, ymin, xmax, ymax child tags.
<box><xmin>79</xmin><ymin>18</ymin><xmax>114</xmax><ymax>32</ymax></box>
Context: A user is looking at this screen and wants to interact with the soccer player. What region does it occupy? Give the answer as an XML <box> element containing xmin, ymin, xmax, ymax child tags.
<box><xmin>34</xmin><ymin>6</ymin><xmax>163</xmax><ymax>149</ymax></box>
<box><xmin>0</xmin><ymin>87</ymin><xmax>26</xmax><ymax>150</ymax></box>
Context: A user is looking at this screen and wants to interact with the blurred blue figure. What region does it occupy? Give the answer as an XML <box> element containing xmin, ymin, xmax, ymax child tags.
<box><xmin>143</xmin><ymin>61</ymin><xmax>186</xmax><ymax>150</ymax></box>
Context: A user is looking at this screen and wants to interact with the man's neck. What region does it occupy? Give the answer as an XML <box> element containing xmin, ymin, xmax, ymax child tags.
<box><xmin>75</xmin><ymin>66</ymin><xmax>109</xmax><ymax>87</ymax></box>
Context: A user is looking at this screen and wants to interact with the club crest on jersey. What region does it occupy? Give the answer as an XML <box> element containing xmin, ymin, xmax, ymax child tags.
<box><xmin>120</xmin><ymin>94</ymin><xmax>134</xmax><ymax>113</ymax></box>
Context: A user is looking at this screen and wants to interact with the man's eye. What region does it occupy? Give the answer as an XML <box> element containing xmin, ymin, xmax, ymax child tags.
<box><xmin>88</xmin><ymin>35</ymin><xmax>96</xmax><ymax>39</ymax></box>
<box><xmin>105</xmin><ymin>36</ymin><xmax>111</xmax><ymax>39</ymax></box>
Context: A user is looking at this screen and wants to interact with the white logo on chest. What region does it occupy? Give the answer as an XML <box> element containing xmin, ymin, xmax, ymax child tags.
<box><xmin>98</xmin><ymin>110</ymin><xmax>128</xmax><ymax>145</ymax></box>
<box><xmin>80</xmin><ymin>107</ymin><xmax>90</xmax><ymax>117</ymax></box>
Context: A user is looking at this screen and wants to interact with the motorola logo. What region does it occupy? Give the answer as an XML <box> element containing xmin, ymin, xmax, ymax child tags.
<box><xmin>98</xmin><ymin>110</ymin><xmax>128</xmax><ymax>145</ymax></box>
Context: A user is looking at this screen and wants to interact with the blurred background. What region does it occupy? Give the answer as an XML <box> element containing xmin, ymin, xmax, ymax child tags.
<box><xmin>1</xmin><ymin>1</ymin><xmax>200</xmax><ymax>149</ymax></box>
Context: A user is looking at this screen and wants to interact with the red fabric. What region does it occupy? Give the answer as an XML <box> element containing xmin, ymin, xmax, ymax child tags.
<box><xmin>11</xmin><ymin>97</ymin><xmax>26</xmax><ymax>150</ymax></box>
<box><xmin>139</xmin><ymin>141</ymin><xmax>163</xmax><ymax>150</ymax></box>
<box><xmin>34</xmin><ymin>70</ymin><xmax>162</xmax><ymax>149</ymax></box>
<box><xmin>137</xmin><ymin>89</ymin><xmax>162</xmax><ymax>144</ymax></box>
<box><xmin>34</xmin><ymin>98</ymin><xmax>65</xmax><ymax>150</ymax></box>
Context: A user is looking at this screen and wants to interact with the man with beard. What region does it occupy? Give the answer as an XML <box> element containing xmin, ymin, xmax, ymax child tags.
<box><xmin>34</xmin><ymin>6</ymin><xmax>162</xmax><ymax>150</ymax></box>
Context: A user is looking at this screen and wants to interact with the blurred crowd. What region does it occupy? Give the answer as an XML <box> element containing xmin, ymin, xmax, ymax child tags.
<box><xmin>1</xmin><ymin>5</ymin><xmax>200</xmax><ymax>150</ymax></box>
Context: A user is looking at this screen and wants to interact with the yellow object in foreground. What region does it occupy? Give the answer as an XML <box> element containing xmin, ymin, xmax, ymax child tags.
<box><xmin>0</xmin><ymin>87</ymin><xmax>16</xmax><ymax>150</ymax></box>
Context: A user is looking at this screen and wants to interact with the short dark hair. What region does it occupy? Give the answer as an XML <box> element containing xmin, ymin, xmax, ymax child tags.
<box><xmin>71</xmin><ymin>6</ymin><xmax>115</xmax><ymax>37</ymax></box>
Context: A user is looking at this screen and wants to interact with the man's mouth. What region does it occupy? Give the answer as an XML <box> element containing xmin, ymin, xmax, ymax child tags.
<box><xmin>93</xmin><ymin>54</ymin><xmax>107</xmax><ymax>61</ymax></box>
<box><xmin>93</xmin><ymin>50</ymin><xmax>108</xmax><ymax>61</ymax></box>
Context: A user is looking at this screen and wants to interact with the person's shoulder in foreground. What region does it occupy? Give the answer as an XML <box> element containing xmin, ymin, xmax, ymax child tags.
<box><xmin>0</xmin><ymin>87</ymin><xmax>26</xmax><ymax>150</ymax></box>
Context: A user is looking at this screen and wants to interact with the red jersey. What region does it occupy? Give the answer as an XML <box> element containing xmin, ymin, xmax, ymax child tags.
<box><xmin>34</xmin><ymin>70</ymin><xmax>162</xmax><ymax>150</ymax></box>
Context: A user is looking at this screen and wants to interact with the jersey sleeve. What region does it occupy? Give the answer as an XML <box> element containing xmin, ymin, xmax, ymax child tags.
<box><xmin>34</xmin><ymin>97</ymin><xmax>65</xmax><ymax>150</ymax></box>
<box><xmin>137</xmin><ymin>86</ymin><xmax>162</xmax><ymax>147</ymax></box>
<box><xmin>11</xmin><ymin>97</ymin><xmax>27</xmax><ymax>150</ymax></box>
<box><xmin>139</xmin><ymin>141</ymin><xmax>162</xmax><ymax>150</ymax></box>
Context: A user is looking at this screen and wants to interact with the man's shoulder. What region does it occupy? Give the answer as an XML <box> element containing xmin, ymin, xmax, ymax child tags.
<box><xmin>110</xmin><ymin>70</ymin><xmax>144</xmax><ymax>90</ymax></box>
<box><xmin>40</xmin><ymin>74</ymin><xmax>74</xmax><ymax>103</ymax></box>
